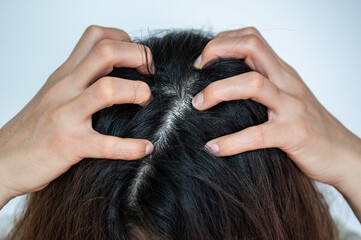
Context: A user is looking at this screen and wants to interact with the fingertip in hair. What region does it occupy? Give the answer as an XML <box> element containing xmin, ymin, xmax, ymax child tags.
<box><xmin>193</xmin><ymin>55</ymin><xmax>202</xmax><ymax>69</ymax></box>
<box><xmin>145</xmin><ymin>143</ymin><xmax>154</xmax><ymax>155</ymax></box>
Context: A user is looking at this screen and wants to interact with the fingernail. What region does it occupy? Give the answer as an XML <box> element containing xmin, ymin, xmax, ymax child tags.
<box><xmin>144</xmin><ymin>94</ymin><xmax>153</xmax><ymax>106</ymax></box>
<box><xmin>193</xmin><ymin>55</ymin><xmax>202</xmax><ymax>69</ymax></box>
<box><xmin>150</xmin><ymin>64</ymin><xmax>155</xmax><ymax>74</ymax></box>
<box><xmin>192</xmin><ymin>92</ymin><xmax>203</xmax><ymax>109</ymax></box>
<box><xmin>205</xmin><ymin>142</ymin><xmax>219</xmax><ymax>155</ymax></box>
<box><xmin>145</xmin><ymin>143</ymin><xmax>154</xmax><ymax>155</ymax></box>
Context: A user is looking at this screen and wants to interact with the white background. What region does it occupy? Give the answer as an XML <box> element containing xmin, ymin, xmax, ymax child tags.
<box><xmin>0</xmin><ymin>0</ymin><xmax>360</xmax><ymax>236</ymax></box>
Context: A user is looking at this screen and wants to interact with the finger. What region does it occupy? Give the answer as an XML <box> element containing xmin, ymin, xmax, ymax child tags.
<box><xmin>84</xmin><ymin>131</ymin><xmax>153</xmax><ymax>160</ymax></box>
<box><xmin>192</xmin><ymin>71</ymin><xmax>287</xmax><ymax>112</ymax></box>
<box><xmin>215</xmin><ymin>27</ymin><xmax>281</xmax><ymax>62</ymax></box>
<box><xmin>70</xmin><ymin>40</ymin><xmax>154</xmax><ymax>89</ymax></box>
<box><xmin>64</xmin><ymin>25</ymin><xmax>132</xmax><ymax>72</ymax></box>
<box><xmin>204</xmin><ymin>122</ymin><xmax>282</xmax><ymax>156</ymax></box>
<box><xmin>193</xmin><ymin>34</ymin><xmax>282</xmax><ymax>80</ymax></box>
<box><xmin>68</xmin><ymin>76</ymin><xmax>152</xmax><ymax>121</ymax></box>
<box><xmin>214</xmin><ymin>27</ymin><xmax>301</xmax><ymax>79</ymax></box>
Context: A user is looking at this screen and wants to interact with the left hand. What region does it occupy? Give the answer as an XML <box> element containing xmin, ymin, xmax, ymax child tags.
<box><xmin>191</xmin><ymin>27</ymin><xmax>361</xmax><ymax>194</ymax></box>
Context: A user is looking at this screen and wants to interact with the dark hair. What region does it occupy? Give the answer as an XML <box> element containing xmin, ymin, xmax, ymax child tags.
<box><xmin>8</xmin><ymin>31</ymin><xmax>337</xmax><ymax>239</ymax></box>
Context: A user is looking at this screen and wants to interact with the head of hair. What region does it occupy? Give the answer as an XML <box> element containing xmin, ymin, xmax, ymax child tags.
<box><xmin>8</xmin><ymin>30</ymin><xmax>337</xmax><ymax>240</ymax></box>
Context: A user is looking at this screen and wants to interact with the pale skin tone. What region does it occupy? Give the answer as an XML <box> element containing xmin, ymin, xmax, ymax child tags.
<box><xmin>192</xmin><ymin>27</ymin><xmax>361</xmax><ymax>222</ymax></box>
<box><xmin>0</xmin><ymin>26</ymin><xmax>360</xmax><ymax>224</ymax></box>
<box><xmin>0</xmin><ymin>25</ymin><xmax>155</xmax><ymax>208</ymax></box>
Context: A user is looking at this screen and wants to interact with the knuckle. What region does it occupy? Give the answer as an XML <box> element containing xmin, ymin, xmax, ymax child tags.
<box><xmin>250</xmin><ymin>127</ymin><xmax>266</xmax><ymax>146</ymax></box>
<box><xmin>295</xmin><ymin>80</ymin><xmax>311</xmax><ymax>97</ymax></box>
<box><xmin>244</xmin><ymin>26</ymin><xmax>260</xmax><ymax>36</ymax></box>
<box><xmin>215</xmin><ymin>32</ymin><xmax>226</xmax><ymax>38</ymax></box>
<box><xmin>98</xmin><ymin>139</ymin><xmax>117</xmax><ymax>159</ymax></box>
<box><xmin>204</xmin><ymin>39</ymin><xmax>221</xmax><ymax>54</ymax></box>
<box><xmin>249</xmin><ymin>72</ymin><xmax>265</xmax><ymax>92</ymax></box>
<box><xmin>206</xmin><ymin>81</ymin><xmax>223</xmax><ymax>100</ymax></box>
<box><xmin>215</xmin><ymin>30</ymin><xmax>235</xmax><ymax>38</ymax></box>
<box><xmin>93</xmin><ymin>77</ymin><xmax>115</xmax><ymax>103</ymax></box>
<box><xmin>94</xmin><ymin>39</ymin><xmax>115</xmax><ymax>61</ymax></box>
<box><xmin>39</xmin><ymin>82</ymin><xmax>61</xmax><ymax>102</ymax></box>
<box><xmin>134</xmin><ymin>81</ymin><xmax>151</xmax><ymax>104</ymax></box>
<box><xmin>243</xmin><ymin>34</ymin><xmax>263</xmax><ymax>51</ymax></box>
<box><xmin>118</xmin><ymin>29</ymin><xmax>131</xmax><ymax>41</ymax></box>
<box><xmin>273</xmin><ymin>84</ymin><xmax>282</xmax><ymax>98</ymax></box>
<box><xmin>84</xmin><ymin>25</ymin><xmax>104</xmax><ymax>40</ymax></box>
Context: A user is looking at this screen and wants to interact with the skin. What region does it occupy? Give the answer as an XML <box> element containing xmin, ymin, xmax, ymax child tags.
<box><xmin>0</xmin><ymin>25</ymin><xmax>155</xmax><ymax>209</ymax></box>
<box><xmin>192</xmin><ymin>27</ymin><xmax>361</xmax><ymax>222</ymax></box>
<box><xmin>0</xmin><ymin>26</ymin><xmax>360</xmax><ymax>225</ymax></box>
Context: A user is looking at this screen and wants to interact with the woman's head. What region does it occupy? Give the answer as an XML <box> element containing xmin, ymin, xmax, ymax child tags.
<box><xmin>9</xmin><ymin>31</ymin><xmax>337</xmax><ymax>240</ymax></box>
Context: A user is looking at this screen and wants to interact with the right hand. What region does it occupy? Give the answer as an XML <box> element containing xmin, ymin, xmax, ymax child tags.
<box><xmin>0</xmin><ymin>25</ymin><xmax>154</xmax><ymax>208</ymax></box>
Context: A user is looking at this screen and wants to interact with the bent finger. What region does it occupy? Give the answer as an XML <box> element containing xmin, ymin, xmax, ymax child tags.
<box><xmin>69</xmin><ymin>76</ymin><xmax>152</xmax><ymax>121</ymax></box>
<box><xmin>192</xmin><ymin>71</ymin><xmax>287</xmax><ymax>112</ymax></box>
<box><xmin>215</xmin><ymin>27</ymin><xmax>281</xmax><ymax>62</ymax></box>
<box><xmin>193</xmin><ymin>35</ymin><xmax>281</xmax><ymax>80</ymax></box>
<box><xmin>205</xmin><ymin>123</ymin><xmax>282</xmax><ymax>156</ymax></box>
<box><xmin>70</xmin><ymin>40</ymin><xmax>154</xmax><ymax>89</ymax></box>
<box><xmin>84</xmin><ymin>131</ymin><xmax>153</xmax><ymax>160</ymax></box>
<box><xmin>61</xmin><ymin>25</ymin><xmax>131</xmax><ymax>75</ymax></box>
<box><xmin>214</xmin><ymin>27</ymin><xmax>301</xmax><ymax>79</ymax></box>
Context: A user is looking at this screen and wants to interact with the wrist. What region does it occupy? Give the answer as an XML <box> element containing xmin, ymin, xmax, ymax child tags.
<box><xmin>333</xmin><ymin>135</ymin><xmax>361</xmax><ymax>202</ymax></box>
<box><xmin>336</xmin><ymin>153</ymin><xmax>361</xmax><ymax>221</ymax></box>
<box><xmin>0</xmin><ymin>182</ymin><xmax>14</xmax><ymax>210</ymax></box>
<box><xmin>0</xmin><ymin>157</ymin><xmax>16</xmax><ymax>210</ymax></box>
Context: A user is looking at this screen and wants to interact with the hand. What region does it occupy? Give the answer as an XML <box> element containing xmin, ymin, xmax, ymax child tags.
<box><xmin>192</xmin><ymin>27</ymin><xmax>361</xmax><ymax>220</ymax></box>
<box><xmin>0</xmin><ymin>25</ymin><xmax>154</xmax><ymax>209</ymax></box>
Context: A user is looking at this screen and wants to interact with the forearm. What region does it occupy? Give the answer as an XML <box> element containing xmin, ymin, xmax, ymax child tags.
<box><xmin>0</xmin><ymin>161</ymin><xmax>13</xmax><ymax>210</ymax></box>
<box><xmin>334</xmin><ymin>134</ymin><xmax>361</xmax><ymax>222</ymax></box>
<box><xmin>342</xmin><ymin>188</ymin><xmax>361</xmax><ymax>222</ymax></box>
<box><xmin>0</xmin><ymin>183</ymin><xmax>13</xmax><ymax>211</ymax></box>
